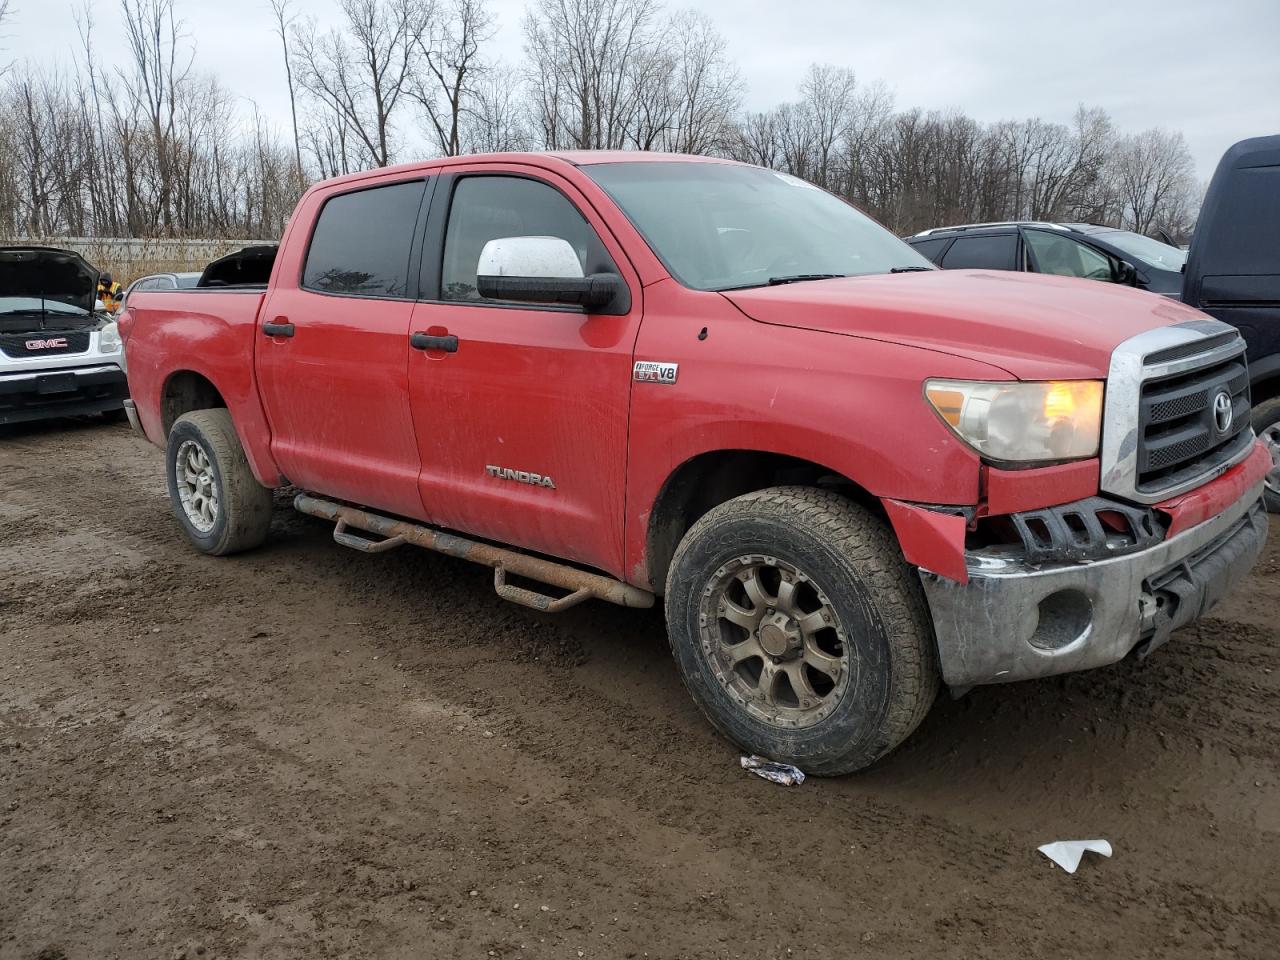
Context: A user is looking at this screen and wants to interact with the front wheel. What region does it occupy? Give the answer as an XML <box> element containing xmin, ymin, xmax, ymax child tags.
<box><xmin>166</xmin><ymin>409</ymin><xmax>273</xmax><ymax>555</ymax></box>
<box><xmin>664</xmin><ymin>486</ymin><xmax>939</xmax><ymax>776</ymax></box>
<box><xmin>1253</xmin><ymin>397</ymin><xmax>1280</xmax><ymax>514</ymax></box>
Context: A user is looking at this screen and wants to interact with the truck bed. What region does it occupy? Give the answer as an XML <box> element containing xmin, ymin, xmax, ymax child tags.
<box><xmin>121</xmin><ymin>288</ymin><xmax>281</xmax><ymax>485</ymax></box>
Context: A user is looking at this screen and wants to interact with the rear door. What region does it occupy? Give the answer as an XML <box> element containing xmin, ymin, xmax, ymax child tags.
<box><xmin>405</xmin><ymin>165</ymin><xmax>642</xmax><ymax>575</ymax></box>
<box><xmin>255</xmin><ymin>176</ymin><xmax>433</xmax><ymax>519</ymax></box>
<box><xmin>938</xmin><ymin>232</ymin><xmax>1020</xmax><ymax>271</ymax></box>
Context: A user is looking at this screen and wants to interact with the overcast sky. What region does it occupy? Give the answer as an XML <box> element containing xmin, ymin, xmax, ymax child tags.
<box><xmin>7</xmin><ymin>0</ymin><xmax>1278</xmax><ymax>179</ymax></box>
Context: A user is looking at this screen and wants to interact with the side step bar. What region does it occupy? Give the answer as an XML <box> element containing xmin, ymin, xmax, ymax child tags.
<box><xmin>294</xmin><ymin>494</ymin><xmax>655</xmax><ymax>613</ymax></box>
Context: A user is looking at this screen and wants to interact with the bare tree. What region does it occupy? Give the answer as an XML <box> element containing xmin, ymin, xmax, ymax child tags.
<box><xmin>117</xmin><ymin>0</ymin><xmax>194</xmax><ymax>233</ymax></box>
<box><xmin>269</xmin><ymin>0</ymin><xmax>304</xmax><ymax>180</ymax></box>
<box><xmin>291</xmin><ymin>0</ymin><xmax>433</xmax><ymax>169</ymax></box>
<box><xmin>0</xmin><ymin>0</ymin><xmax>1206</xmax><ymax>246</ymax></box>
<box><xmin>409</xmin><ymin>0</ymin><xmax>494</xmax><ymax>156</ymax></box>
<box><xmin>1112</xmin><ymin>127</ymin><xmax>1196</xmax><ymax>234</ymax></box>
<box><xmin>523</xmin><ymin>0</ymin><xmax>659</xmax><ymax>150</ymax></box>
<box><xmin>0</xmin><ymin>0</ymin><xmax>15</xmax><ymax>78</ymax></box>
<box><xmin>461</xmin><ymin>63</ymin><xmax>531</xmax><ymax>152</ymax></box>
<box><xmin>654</xmin><ymin>10</ymin><xmax>740</xmax><ymax>154</ymax></box>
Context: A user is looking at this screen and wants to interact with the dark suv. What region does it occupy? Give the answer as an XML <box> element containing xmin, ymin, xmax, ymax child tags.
<box><xmin>905</xmin><ymin>222</ymin><xmax>1186</xmax><ymax>297</ymax></box>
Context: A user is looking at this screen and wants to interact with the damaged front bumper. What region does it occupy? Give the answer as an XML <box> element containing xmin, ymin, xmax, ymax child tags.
<box><xmin>919</xmin><ymin>481</ymin><xmax>1267</xmax><ymax>688</ymax></box>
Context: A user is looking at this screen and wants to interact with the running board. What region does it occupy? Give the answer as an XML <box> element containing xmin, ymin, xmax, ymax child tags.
<box><xmin>294</xmin><ymin>494</ymin><xmax>654</xmax><ymax>612</ymax></box>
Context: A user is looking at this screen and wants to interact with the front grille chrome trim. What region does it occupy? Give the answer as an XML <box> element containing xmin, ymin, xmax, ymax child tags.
<box><xmin>1100</xmin><ymin>319</ymin><xmax>1252</xmax><ymax>505</ymax></box>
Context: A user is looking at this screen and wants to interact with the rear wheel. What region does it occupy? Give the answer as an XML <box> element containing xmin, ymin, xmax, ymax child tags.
<box><xmin>664</xmin><ymin>486</ymin><xmax>939</xmax><ymax>776</ymax></box>
<box><xmin>165</xmin><ymin>409</ymin><xmax>273</xmax><ymax>555</ymax></box>
<box><xmin>1253</xmin><ymin>397</ymin><xmax>1280</xmax><ymax>514</ymax></box>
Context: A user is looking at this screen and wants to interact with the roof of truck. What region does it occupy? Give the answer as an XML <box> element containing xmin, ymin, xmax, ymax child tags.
<box><xmin>303</xmin><ymin>151</ymin><xmax>743</xmax><ymax>196</ymax></box>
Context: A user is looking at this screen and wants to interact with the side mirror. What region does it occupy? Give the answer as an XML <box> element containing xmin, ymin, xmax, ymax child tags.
<box><xmin>476</xmin><ymin>236</ymin><xmax>620</xmax><ymax>311</ymax></box>
<box><xmin>1115</xmin><ymin>260</ymin><xmax>1138</xmax><ymax>286</ymax></box>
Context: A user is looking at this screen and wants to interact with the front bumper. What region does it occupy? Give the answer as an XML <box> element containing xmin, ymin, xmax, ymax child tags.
<box><xmin>920</xmin><ymin>482</ymin><xmax>1267</xmax><ymax>687</ymax></box>
<box><xmin>0</xmin><ymin>363</ymin><xmax>128</xmax><ymax>425</ymax></box>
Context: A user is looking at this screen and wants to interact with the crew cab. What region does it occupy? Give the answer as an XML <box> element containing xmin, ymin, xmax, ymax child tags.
<box><xmin>0</xmin><ymin>246</ymin><xmax>128</xmax><ymax>426</ymax></box>
<box><xmin>119</xmin><ymin>153</ymin><xmax>1269</xmax><ymax>775</ymax></box>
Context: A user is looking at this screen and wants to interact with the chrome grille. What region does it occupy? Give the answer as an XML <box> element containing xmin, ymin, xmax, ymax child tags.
<box><xmin>1100</xmin><ymin>319</ymin><xmax>1255</xmax><ymax>505</ymax></box>
<box><xmin>1137</xmin><ymin>354</ymin><xmax>1250</xmax><ymax>492</ymax></box>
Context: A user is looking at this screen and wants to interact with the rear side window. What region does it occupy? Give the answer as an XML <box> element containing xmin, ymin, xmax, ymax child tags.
<box><xmin>909</xmin><ymin>237</ymin><xmax>950</xmax><ymax>263</ymax></box>
<box><xmin>440</xmin><ymin>176</ymin><xmax>603</xmax><ymax>302</ymax></box>
<box><xmin>941</xmin><ymin>234</ymin><xmax>1017</xmax><ymax>270</ymax></box>
<box><xmin>304</xmin><ymin>180</ymin><xmax>426</xmax><ymax>297</ymax></box>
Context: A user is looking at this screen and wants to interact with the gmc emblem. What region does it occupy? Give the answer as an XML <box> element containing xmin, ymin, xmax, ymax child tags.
<box><xmin>25</xmin><ymin>337</ymin><xmax>68</xmax><ymax>350</ymax></box>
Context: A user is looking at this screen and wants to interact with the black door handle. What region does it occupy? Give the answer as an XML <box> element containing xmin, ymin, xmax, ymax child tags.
<box><xmin>410</xmin><ymin>332</ymin><xmax>458</xmax><ymax>353</ymax></box>
<box><xmin>262</xmin><ymin>321</ymin><xmax>295</xmax><ymax>338</ymax></box>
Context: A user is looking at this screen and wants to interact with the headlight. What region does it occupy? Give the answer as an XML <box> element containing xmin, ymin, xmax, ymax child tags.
<box><xmin>925</xmin><ymin>379</ymin><xmax>1103</xmax><ymax>464</ymax></box>
<box><xmin>98</xmin><ymin>322</ymin><xmax>122</xmax><ymax>354</ymax></box>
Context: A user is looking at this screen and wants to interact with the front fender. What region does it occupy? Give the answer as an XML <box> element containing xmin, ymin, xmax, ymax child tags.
<box><xmin>623</xmin><ymin>285</ymin><xmax>1008</xmax><ymax>589</ymax></box>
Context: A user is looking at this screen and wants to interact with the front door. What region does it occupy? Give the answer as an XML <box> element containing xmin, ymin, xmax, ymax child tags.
<box><xmin>256</xmin><ymin>177</ymin><xmax>431</xmax><ymax>519</ymax></box>
<box><xmin>407</xmin><ymin>167</ymin><xmax>642</xmax><ymax>576</ymax></box>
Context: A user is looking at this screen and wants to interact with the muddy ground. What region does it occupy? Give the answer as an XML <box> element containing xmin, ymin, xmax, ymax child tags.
<box><xmin>1</xmin><ymin>418</ymin><xmax>1277</xmax><ymax>960</ymax></box>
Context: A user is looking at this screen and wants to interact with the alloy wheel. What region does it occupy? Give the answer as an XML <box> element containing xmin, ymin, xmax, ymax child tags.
<box><xmin>175</xmin><ymin>439</ymin><xmax>219</xmax><ymax>533</ymax></box>
<box><xmin>698</xmin><ymin>554</ymin><xmax>851</xmax><ymax>729</ymax></box>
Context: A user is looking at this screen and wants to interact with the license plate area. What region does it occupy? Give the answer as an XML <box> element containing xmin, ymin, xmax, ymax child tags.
<box><xmin>35</xmin><ymin>373</ymin><xmax>77</xmax><ymax>395</ymax></box>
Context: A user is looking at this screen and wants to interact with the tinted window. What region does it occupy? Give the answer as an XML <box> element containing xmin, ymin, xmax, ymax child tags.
<box><xmin>441</xmin><ymin>176</ymin><xmax>602</xmax><ymax>301</ymax></box>
<box><xmin>940</xmin><ymin>234</ymin><xmax>1018</xmax><ymax>270</ymax></box>
<box><xmin>909</xmin><ymin>237</ymin><xmax>950</xmax><ymax>263</ymax></box>
<box><xmin>304</xmin><ymin>180</ymin><xmax>425</xmax><ymax>297</ymax></box>
<box><xmin>1025</xmin><ymin>230</ymin><xmax>1113</xmax><ymax>280</ymax></box>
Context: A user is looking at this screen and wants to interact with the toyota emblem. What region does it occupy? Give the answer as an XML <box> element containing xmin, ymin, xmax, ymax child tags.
<box><xmin>1212</xmin><ymin>390</ymin><xmax>1233</xmax><ymax>434</ymax></box>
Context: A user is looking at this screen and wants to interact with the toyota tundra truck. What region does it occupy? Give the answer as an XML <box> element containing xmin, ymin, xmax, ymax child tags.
<box><xmin>118</xmin><ymin>153</ymin><xmax>1270</xmax><ymax>775</ymax></box>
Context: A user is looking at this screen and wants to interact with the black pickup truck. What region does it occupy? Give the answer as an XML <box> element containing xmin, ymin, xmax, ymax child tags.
<box><xmin>1183</xmin><ymin>135</ymin><xmax>1280</xmax><ymax>510</ymax></box>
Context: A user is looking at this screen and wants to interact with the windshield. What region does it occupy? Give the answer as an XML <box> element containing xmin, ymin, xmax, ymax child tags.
<box><xmin>1096</xmin><ymin>230</ymin><xmax>1187</xmax><ymax>271</ymax></box>
<box><xmin>583</xmin><ymin>161</ymin><xmax>934</xmax><ymax>291</ymax></box>
<box><xmin>0</xmin><ymin>296</ymin><xmax>89</xmax><ymax>316</ymax></box>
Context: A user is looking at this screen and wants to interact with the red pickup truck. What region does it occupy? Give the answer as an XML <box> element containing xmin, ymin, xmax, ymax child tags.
<box><xmin>119</xmin><ymin>152</ymin><xmax>1269</xmax><ymax>775</ymax></box>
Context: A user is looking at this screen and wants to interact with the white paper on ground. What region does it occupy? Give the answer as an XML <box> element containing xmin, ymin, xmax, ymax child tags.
<box><xmin>1037</xmin><ymin>839</ymin><xmax>1113</xmax><ymax>873</ymax></box>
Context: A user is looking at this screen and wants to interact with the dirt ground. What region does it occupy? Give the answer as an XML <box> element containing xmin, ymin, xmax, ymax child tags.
<box><xmin>1</xmin><ymin>418</ymin><xmax>1277</xmax><ymax>960</ymax></box>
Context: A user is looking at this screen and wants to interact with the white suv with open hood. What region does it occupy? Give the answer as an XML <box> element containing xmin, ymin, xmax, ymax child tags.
<box><xmin>0</xmin><ymin>246</ymin><xmax>129</xmax><ymax>426</ymax></box>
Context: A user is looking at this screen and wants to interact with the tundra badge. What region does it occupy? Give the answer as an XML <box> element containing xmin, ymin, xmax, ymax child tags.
<box><xmin>486</xmin><ymin>465</ymin><xmax>556</xmax><ymax>489</ymax></box>
<box><xmin>633</xmin><ymin>361</ymin><xmax>678</xmax><ymax>384</ymax></box>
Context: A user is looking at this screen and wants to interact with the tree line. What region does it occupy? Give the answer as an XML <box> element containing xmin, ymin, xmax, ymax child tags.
<box><xmin>0</xmin><ymin>0</ymin><xmax>1200</xmax><ymax>242</ymax></box>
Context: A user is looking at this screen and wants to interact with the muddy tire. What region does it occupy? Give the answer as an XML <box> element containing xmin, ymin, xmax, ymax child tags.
<box><xmin>166</xmin><ymin>409</ymin><xmax>273</xmax><ymax>556</ymax></box>
<box><xmin>1252</xmin><ymin>397</ymin><xmax>1280</xmax><ymax>514</ymax></box>
<box><xmin>664</xmin><ymin>486</ymin><xmax>939</xmax><ymax>776</ymax></box>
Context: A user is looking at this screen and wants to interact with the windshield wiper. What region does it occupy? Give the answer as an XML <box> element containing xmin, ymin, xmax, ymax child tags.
<box><xmin>889</xmin><ymin>266</ymin><xmax>933</xmax><ymax>273</ymax></box>
<box><xmin>766</xmin><ymin>273</ymin><xmax>844</xmax><ymax>286</ymax></box>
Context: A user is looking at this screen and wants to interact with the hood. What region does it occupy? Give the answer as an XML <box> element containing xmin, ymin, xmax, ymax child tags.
<box><xmin>0</xmin><ymin>247</ymin><xmax>100</xmax><ymax>320</ymax></box>
<box><xmin>720</xmin><ymin>269</ymin><xmax>1209</xmax><ymax>380</ymax></box>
